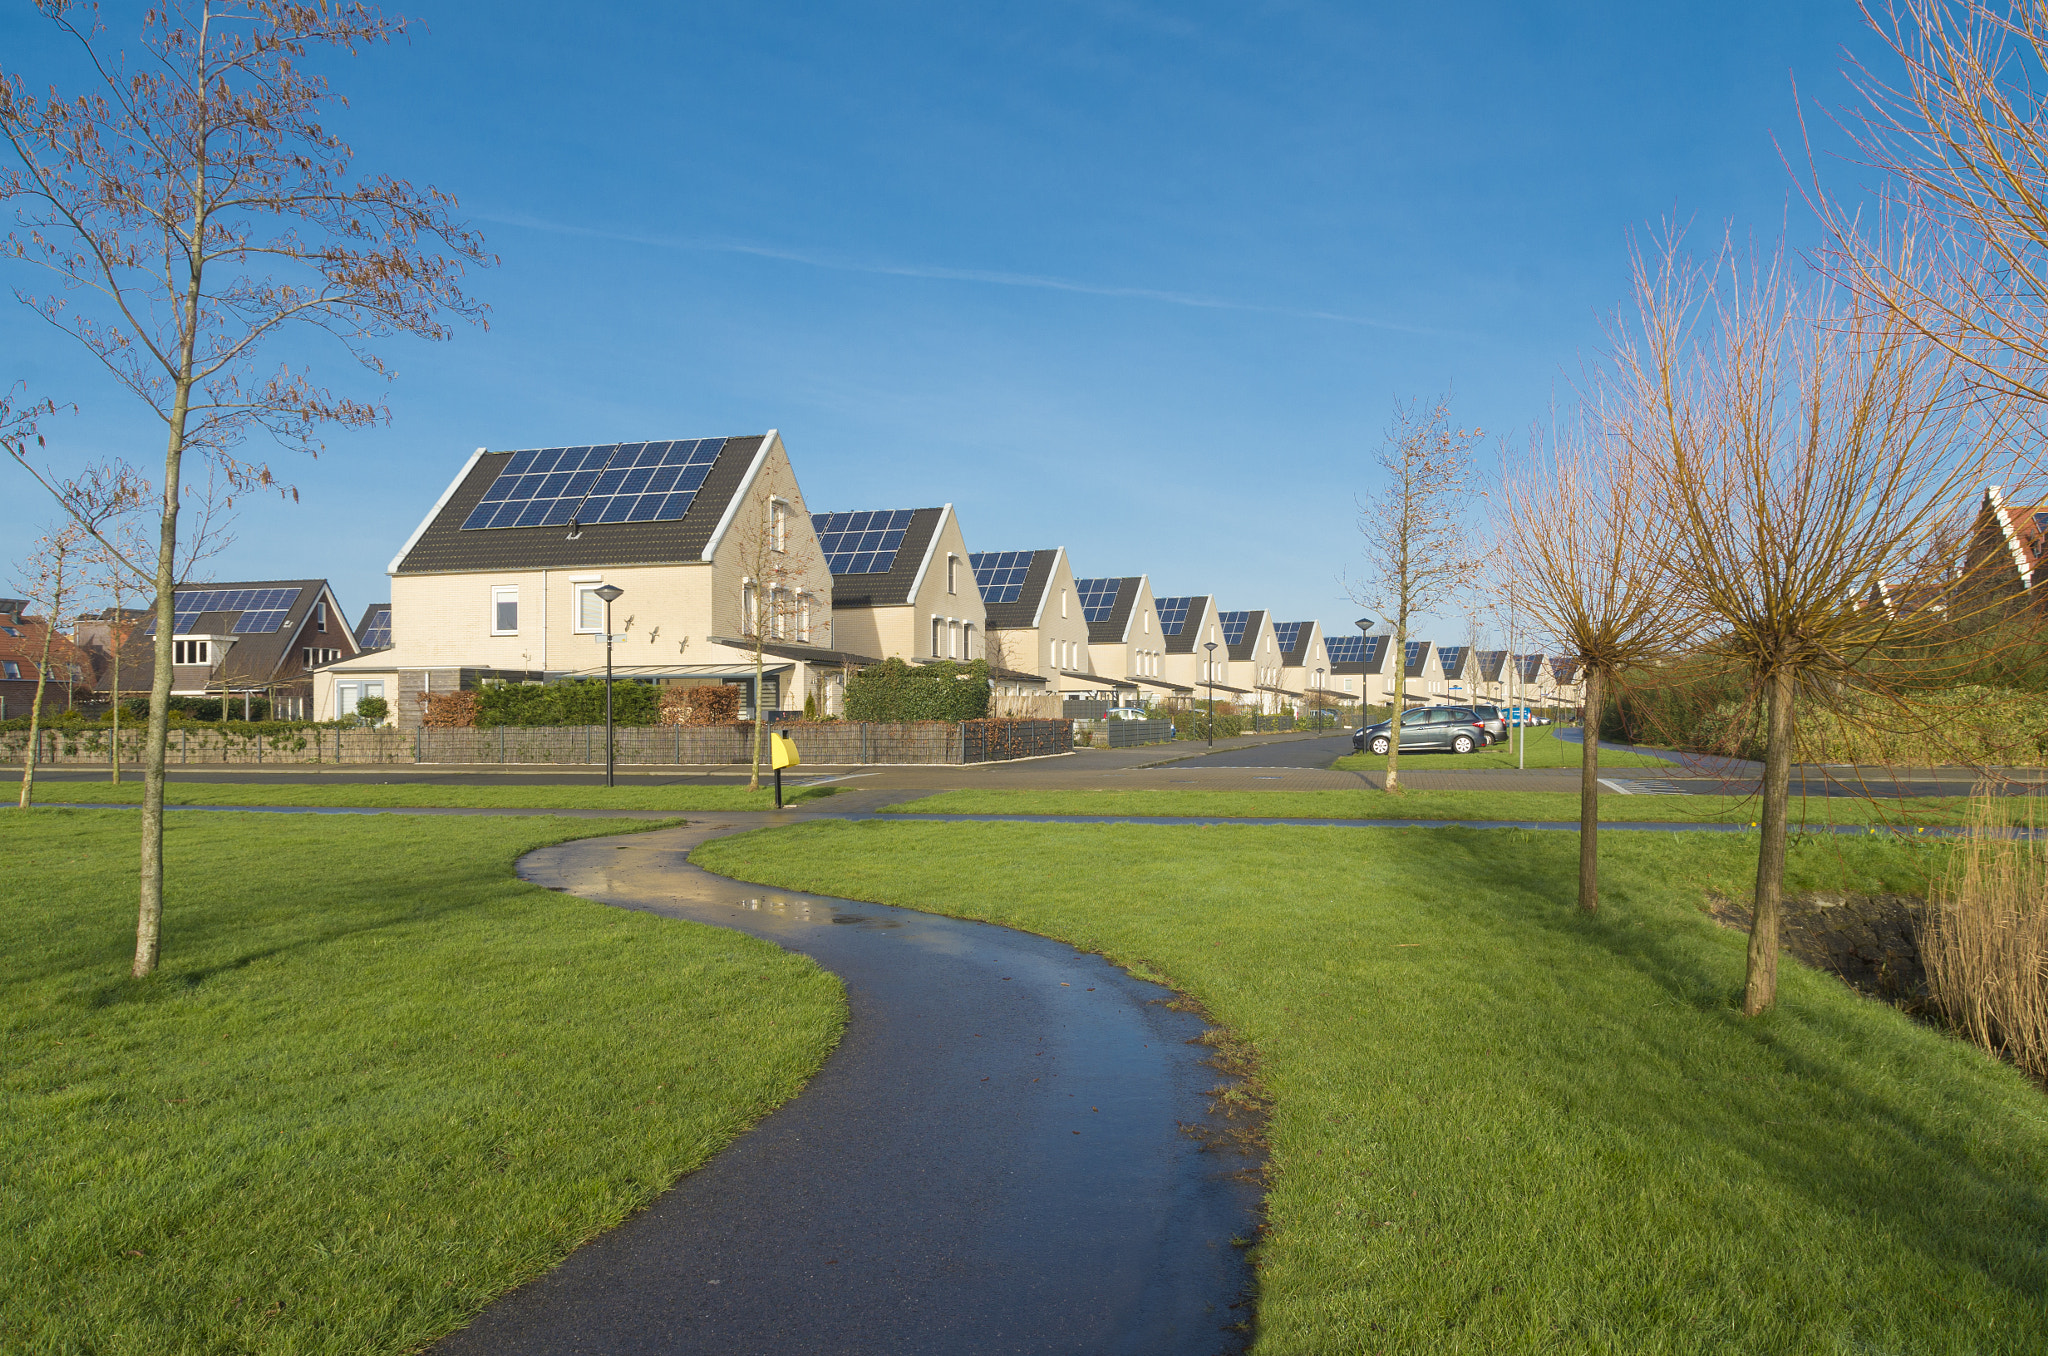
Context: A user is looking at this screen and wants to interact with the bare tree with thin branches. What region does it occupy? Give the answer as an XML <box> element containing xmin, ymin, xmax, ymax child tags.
<box><xmin>0</xmin><ymin>3</ymin><xmax>489</xmax><ymax>977</ymax></box>
<box><xmin>1620</xmin><ymin>230</ymin><xmax>2018</xmax><ymax>1014</ymax></box>
<box><xmin>1500</xmin><ymin>410</ymin><xmax>1693</xmax><ymax>913</ymax></box>
<box><xmin>1349</xmin><ymin>395</ymin><xmax>1483</xmax><ymax>791</ymax></box>
<box><xmin>14</xmin><ymin>522</ymin><xmax>86</xmax><ymax>808</ymax></box>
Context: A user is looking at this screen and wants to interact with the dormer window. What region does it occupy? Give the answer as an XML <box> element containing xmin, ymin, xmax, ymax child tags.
<box><xmin>174</xmin><ymin>640</ymin><xmax>210</xmax><ymax>665</ymax></box>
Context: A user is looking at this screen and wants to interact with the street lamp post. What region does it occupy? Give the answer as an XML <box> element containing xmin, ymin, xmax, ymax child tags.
<box><xmin>595</xmin><ymin>584</ymin><xmax>625</xmax><ymax>788</ymax></box>
<box><xmin>1203</xmin><ymin>641</ymin><xmax>1218</xmax><ymax>747</ymax></box>
<box><xmin>1315</xmin><ymin>665</ymin><xmax>1325</xmax><ymax>731</ymax></box>
<box><xmin>1354</xmin><ymin>617</ymin><xmax>1374</xmax><ymax>719</ymax></box>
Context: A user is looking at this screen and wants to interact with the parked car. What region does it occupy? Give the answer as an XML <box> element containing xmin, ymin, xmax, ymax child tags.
<box><xmin>1470</xmin><ymin>704</ymin><xmax>1508</xmax><ymax>744</ymax></box>
<box><xmin>1352</xmin><ymin>705</ymin><xmax>1489</xmax><ymax>755</ymax></box>
<box><xmin>1106</xmin><ymin>706</ymin><xmax>1149</xmax><ymax>721</ymax></box>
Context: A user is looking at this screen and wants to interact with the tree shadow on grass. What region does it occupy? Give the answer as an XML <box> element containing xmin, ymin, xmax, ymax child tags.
<box><xmin>1423</xmin><ymin>828</ymin><xmax>2048</xmax><ymax>1319</ymax></box>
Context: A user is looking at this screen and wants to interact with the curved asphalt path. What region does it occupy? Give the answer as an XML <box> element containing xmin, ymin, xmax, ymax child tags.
<box><xmin>431</xmin><ymin>818</ymin><xmax>1262</xmax><ymax>1356</ymax></box>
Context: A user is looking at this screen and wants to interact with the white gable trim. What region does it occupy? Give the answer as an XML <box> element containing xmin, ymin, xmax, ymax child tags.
<box><xmin>907</xmin><ymin>503</ymin><xmax>952</xmax><ymax>599</ymax></box>
<box><xmin>390</xmin><ymin>447</ymin><xmax>486</xmax><ymax>575</ymax></box>
<box><xmin>701</xmin><ymin>431</ymin><xmax>778</xmax><ymax>563</ymax></box>
<box><xmin>1987</xmin><ymin>484</ymin><xmax>2032</xmax><ymax>587</ymax></box>
<box><xmin>1029</xmin><ymin>547</ymin><xmax>1066</xmax><ymax>629</ymax></box>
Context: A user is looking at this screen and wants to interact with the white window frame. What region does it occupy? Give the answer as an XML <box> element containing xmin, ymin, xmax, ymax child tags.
<box><xmin>741</xmin><ymin>579</ymin><xmax>759</xmax><ymax>637</ymax></box>
<box><xmin>949</xmin><ymin>620</ymin><xmax>961</xmax><ymax>658</ymax></box>
<box><xmin>572</xmin><ymin>582</ymin><xmax>607</xmax><ymax>635</ymax></box>
<box><xmin>931</xmin><ymin>616</ymin><xmax>944</xmax><ymax>657</ymax></box>
<box><xmin>314</xmin><ymin>599</ymin><xmax>328</xmax><ymax>632</ymax></box>
<box><xmin>798</xmin><ymin>592</ymin><xmax>813</xmax><ymax>643</ymax></box>
<box><xmin>491</xmin><ymin>586</ymin><xmax>520</xmax><ymax>636</ymax></box>
<box><xmin>947</xmin><ymin>554</ymin><xmax>959</xmax><ymax>595</ymax></box>
<box><xmin>3</xmin><ymin>660</ymin><xmax>18</xmax><ymax>680</ymax></box>
<box><xmin>174</xmin><ymin>639</ymin><xmax>211</xmax><ymax>666</ymax></box>
<box><xmin>769</xmin><ymin>497</ymin><xmax>790</xmax><ymax>553</ymax></box>
<box><xmin>768</xmin><ymin>584</ymin><xmax>790</xmax><ymax>640</ymax></box>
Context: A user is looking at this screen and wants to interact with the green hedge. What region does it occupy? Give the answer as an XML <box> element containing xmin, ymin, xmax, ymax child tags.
<box><xmin>474</xmin><ymin>679</ymin><xmax>660</xmax><ymax>728</ymax></box>
<box><xmin>844</xmin><ymin>659</ymin><xmax>991</xmax><ymax>722</ymax></box>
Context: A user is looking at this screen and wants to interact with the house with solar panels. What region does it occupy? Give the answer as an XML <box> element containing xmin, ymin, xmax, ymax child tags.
<box><xmin>113</xmin><ymin>580</ymin><xmax>357</xmax><ymax>718</ymax></box>
<box><xmin>1435</xmin><ymin>644</ymin><xmax>1473</xmax><ymax>702</ymax></box>
<box><xmin>812</xmin><ymin>505</ymin><xmax>988</xmax><ymax>675</ymax></box>
<box><xmin>1474</xmin><ymin>649</ymin><xmax>1509</xmax><ymax>703</ymax></box>
<box><xmin>1215</xmin><ymin>609</ymin><xmax>1286</xmax><ymax>713</ymax></box>
<box><xmin>1158</xmin><ymin>594</ymin><xmax>1223</xmax><ymax>698</ymax></box>
<box><xmin>317</xmin><ymin>432</ymin><xmax>840</xmax><ymax>723</ymax></box>
<box><xmin>1075</xmin><ymin>575</ymin><xmax>1170</xmax><ymax>704</ymax></box>
<box><xmin>1272</xmin><ymin>620</ymin><xmax>1330</xmax><ymax>708</ymax></box>
<box><xmin>1323</xmin><ymin>632</ymin><xmax>1391</xmax><ymax>704</ymax></box>
<box><xmin>970</xmin><ymin>547</ymin><xmax>1093</xmax><ymax>698</ymax></box>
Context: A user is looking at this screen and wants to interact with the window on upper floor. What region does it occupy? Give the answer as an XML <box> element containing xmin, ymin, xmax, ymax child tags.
<box><xmin>741</xmin><ymin>580</ymin><xmax>759</xmax><ymax>637</ymax></box>
<box><xmin>3</xmin><ymin>660</ymin><xmax>19</xmax><ymax>679</ymax></box>
<box><xmin>932</xmin><ymin>616</ymin><xmax>944</xmax><ymax>657</ymax></box>
<box><xmin>573</xmin><ymin>583</ymin><xmax>608</xmax><ymax>634</ymax></box>
<box><xmin>770</xmin><ymin>498</ymin><xmax>791</xmax><ymax>552</ymax></box>
<box><xmin>492</xmin><ymin>586</ymin><xmax>519</xmax><ymax>635</ymax></box>
<box><xmin>314</xmin><ymin>599</ymin><xmax>327</xmax><ymax>632</ymax></box>
<box><xmin>799</xmin><ymin>592</ymin><xmax>813</xmax><ymax>643</ymax></box>
<box><xmin>173</xmin><ymin>640</ymin><xmax>210</xmax><ymax>665</ymax></box>
<box><xmin>947</xmin><ymin>555</ymin><xmax>959</xmax><ymax>595</ymax></box>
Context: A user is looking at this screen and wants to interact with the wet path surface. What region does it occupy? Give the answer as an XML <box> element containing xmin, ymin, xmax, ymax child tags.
<box><xmin>433</xmin><ymin>819</ymin><xmax>1261</xmax><ymax>1356</ymax></box>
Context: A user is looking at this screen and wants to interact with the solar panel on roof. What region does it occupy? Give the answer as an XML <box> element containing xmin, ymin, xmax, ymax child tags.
<box><xmin>970</xmin><ymin>551</ymin><xmax>1034</xmax><ymax>604</ymax></box>
<box><xmin>142</xmin><ymin>587</ymin><xmax>298</xmax><ymax>636</ymax></box>
<box><xmin>1362</xmin><ymin>636</ymin><xmax>1386</xmax><ymax>665</ymax></box>
<box><xmin>1437</xmin><ymin>645</ymin><xmax>1465</xmax><ymax>676</ymax></box>
<box><xmin>1153</xmin><ymin>596</ymin><xmax>1194</xmax><ymax>635</ymax></box>
<box><xmin>1074</xmin><ymin>578</ymin><xmax>1123</xmax><ymax>623</ymax></box>
<box><xmin>814</xmin><ymin>509</ymin><xmax>917</xmax><ymax>574</ymax></box>
<box><xmin>1326</xmin><ymin>635</ymin><xmax>1363</xmax><ymax>664</ymax></box>
<box><xmin>458</xmin><ymin>439</ymin><xmax>725</xmax><ymax>531</ymax></box>
<box><xmin>359</xmin><ymin>608</ymin><xmax>392</xmax><ymax>650</ymax></box>
<box><xmin>1216</xmin><ymin>610</ymin><xmax>1250</xmax><ymax>645</ymax></box>
<box><xmin>1273</xmin><ymin>621</ymin><xmax>1304</xmax><ymax>652</ymax></box>
<box><xmin>1403</xmin><ymin>639</ymin><xmax>1427</xmax><ymax>668</ymax></box>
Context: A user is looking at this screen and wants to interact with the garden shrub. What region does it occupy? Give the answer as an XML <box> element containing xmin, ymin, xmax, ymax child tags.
<box><xmin>844</xmin><ymin>658</ymin><xmax>991</xmax><ymax>722</ymax></box>
<box><xmin>473</xmin><ymin>679</ymin><xmax>658</xmax><ymax>728</ymax></box>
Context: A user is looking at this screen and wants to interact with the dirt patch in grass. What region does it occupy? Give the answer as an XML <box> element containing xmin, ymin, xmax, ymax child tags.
<box><xmin>1706</xmin><ymin>889</ymin><xmax>1929</xmax><ymax>1010</ymax></box>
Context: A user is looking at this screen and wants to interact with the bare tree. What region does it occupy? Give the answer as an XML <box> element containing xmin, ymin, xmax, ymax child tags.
<box><xmin>1500</xmin><ymin>410</ymin><xmax>1693</xmax><ymax>913</ymax></box>
<box><xmin>14</xmin><ymin>522</ymin><xmax>86</xmax><ymax>808</ymax></box>
<box><xmin>1620</xmin><ymin>231</ymin><xmax>2015</xmax><ymax>1015</ymax></box>
<box><xmin>61</xmin><ymin>461</ymin><xmax>151</xmax><ymax>781</ymax></box>
<box><xmin>1818</xmin><ymin>0</ymin><xmax>2048</xmax><ymax>406</ymax></box>
<box><xmin>0</xmin><ymin>3</ymin><xmax>489</xmax><ymax>977</ymax></box>
<box><xmin>1349</xmin><ymin>395</ymin><xmax>1483</xmax><ymax>791</ymax></box>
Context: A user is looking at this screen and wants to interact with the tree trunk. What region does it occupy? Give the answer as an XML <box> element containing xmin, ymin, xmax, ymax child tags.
<box><xmin>1743</xmin><ymin>666</ymin><xmax>1797</xmax><ymax>1016</ymax></box>
<box><xmin>1385</xmin><ymin>624</ymin><xmax>1406</xmax><ymax>793</ymax></box>
<box><xmin>109</xmin><ymin>607</ymin><xmax>122</xmax><ymax>785</ymax></box>
<box><xmin>1578</xmin><ymin>665</ymin><xmax>1601</xmax><ymax>914</ymax></box>
<box><xmin>135</xmin><ymin>402</ymin><xmax>189</xmax><ymax>979</ymax></box>
<box><xmin>18</xmin><ymin>553</ymin><xmax>62</xmax><ymax>809</ymax></box>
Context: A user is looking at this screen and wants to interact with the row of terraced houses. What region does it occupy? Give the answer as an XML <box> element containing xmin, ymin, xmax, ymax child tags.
<box><xmin>59</xmin><ymin>432</ymin><xmax>1616</xmax><ymax>724</ymax></box>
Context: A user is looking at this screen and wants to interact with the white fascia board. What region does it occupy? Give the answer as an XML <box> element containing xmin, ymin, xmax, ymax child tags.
<box><xmin>702</xmin><ymin>431</ymin><xmax>776</xmax><ymax>563</ymax></box>
<box><xmin>1029</xmin><ymin>547</ymin><xmax>1065</xmax><ymax>629</ymax></box>
<box><xmin>907</xmin><ymin>503</ymin><xmax>951</xmax><ymax>600</ymax></box>
<box><xmin>1988</xmin><ymin>483</ymin><xmax>2032</xmax><ymax>586</ymax></box>
<box><xmin>390</xmin><ymin>447</ymin><xmax>485</xmax><ymax>576</ymax></box>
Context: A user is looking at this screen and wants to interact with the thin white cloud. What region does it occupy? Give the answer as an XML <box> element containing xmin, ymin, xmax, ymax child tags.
<box><xmin>480</xmin><ymin>210</ymin><xmax>1460</xmax><ymax>337</ymax></box>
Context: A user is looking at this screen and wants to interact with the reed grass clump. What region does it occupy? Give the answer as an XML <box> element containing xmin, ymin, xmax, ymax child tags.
<box><xmin>1924</xmin><ymin>791</ymin><xmax>2048</xmax><ymax>1078</ymax></box>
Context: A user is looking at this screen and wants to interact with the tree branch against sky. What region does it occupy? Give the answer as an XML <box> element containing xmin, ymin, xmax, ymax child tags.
<box><xmin>0</xmin><ymin>1</ymin><xmax>490</xmax><ymax>978</ymax></box>
<box><xmin>1349</xmin><ymin>394</ymin><xmax>1481</xmax><ymax>792</ymax></box>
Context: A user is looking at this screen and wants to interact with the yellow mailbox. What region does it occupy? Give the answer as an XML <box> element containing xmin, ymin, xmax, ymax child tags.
<box><xmin>771</xmin><ymin>731</ymin><xmax>801</xmax><ymax>770</ymax></box>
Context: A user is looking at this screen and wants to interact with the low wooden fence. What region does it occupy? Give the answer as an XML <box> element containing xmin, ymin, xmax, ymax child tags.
<box><xmin>1105</xmin><ymin>719</ymin><xmax>1176</xmax><ymax>748</ymax></box>
<box><xmin>5</xmin><ymin>719</ymin><xmax>1073</xmax><ymax>767</ymax></box>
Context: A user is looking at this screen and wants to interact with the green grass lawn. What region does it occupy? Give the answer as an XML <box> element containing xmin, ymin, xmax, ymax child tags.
<box><xmin>695</xmin><ymin>820</ymin><xmax>2048</xmax><ymax>1354</ymax></box>
<box><xmin>2</xmin><ymin>809</ymin><xmax>843</xmax><ymax>1355</ymax></box>
<box><xmin>1331</xmin><ymin>725</ymin><xmax>1677</xmax><ymax>772</ymax></box>
<box><xmin>9</xmin><ymin>776</ymin><xmax>835</xmax><ymax>811</ymax></box>
<box><xmin>881</xmin><ymin>786</ymin><xmax>1977</xmax><ymax>826</ymax></box>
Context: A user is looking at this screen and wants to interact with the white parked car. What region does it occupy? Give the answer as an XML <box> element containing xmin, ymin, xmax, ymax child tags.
<box><xmin>1106</xmin><ymin>706</ymin><xmax>1150</xmax><ymax>720</ymax></box>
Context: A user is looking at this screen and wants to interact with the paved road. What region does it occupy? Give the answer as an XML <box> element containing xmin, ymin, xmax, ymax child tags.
<box><xmin>428</xmin><ymin>820</ymin><xmax>1259</xmax><ymax>1356</ymax></box>
<box><xmin>1169</xmin><ymin>732</ymin><xmax>1352</xmax><ymax>768</ymax></box>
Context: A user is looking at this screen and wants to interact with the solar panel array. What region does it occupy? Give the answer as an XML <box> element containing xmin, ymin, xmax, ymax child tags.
<box><xmin>1075</xmin><ymin>577</ymin><xmax>1123</xmax><ymax>623</ymax></box>
<box><xmin>1273</xmin><ymin>621</ymin><xmax>1305</xmax><ymax>653</ymax></box>
<box><xmin>1403</xmin><ymin>639</ymin><xmax>1428</xmax><ymax>669</ymax></box>
<box><xmin>1475</xmin><ymin>649</ymin><xmax>1507</xmax><ymax>678</ymax></box>
<box><xmin>1437</xmin><ymin>644</ymin><xmax>1466</xmax><ymax>677</ymax></box>
<box><xmin>1516</xmin><ymin>655</ymin><xmax>1545</xmax><ymax>682</ymax></box>
<box><xmin>970</xmin><ymin>551</ymin><xmax>1034</xmax><ymax>604</ymax></box>
<box><xmin>142</xmin><ymin>587</ymin><xmax>298</xmax><ymax>636</ymax></box>
<box><xmin>815</xmin><ymin>509</ymin><xmax>917</xmax><ymax>574</ymax></box>
<box><xmin>459</xmin><ymin>439</ymin><xmax>726</xmax><ymax>531</ymax></box>
<box><xmin>358</xmin><ymin>608</ymin><xmax>393</xmax><ymax>650</ymax></box>
<box><xmin>1217</xmin><ymin>610</ymin><xmax>1250</xmax><ymax>645</ymax></box>
<box><xmin>1153</xmin><ymin>596</ymin><xmax>1194</xmax><ymax>635</ymax></box>
<box><xmin>1325</xmin><ymin>635</ymin><xmax>1363</xmax><ymax>664</ymax></box>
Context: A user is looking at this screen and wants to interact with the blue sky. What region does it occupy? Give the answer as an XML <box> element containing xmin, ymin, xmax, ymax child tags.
<box><xmin>3</xmin><ymin>1</ymin><xmax>1881</xmax><ymax>644</ymax></box>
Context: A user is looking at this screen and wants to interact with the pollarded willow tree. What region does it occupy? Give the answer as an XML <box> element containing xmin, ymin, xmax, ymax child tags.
<box><xmin>1617</xmin><ymin>233</ymin><xmax>2020</xmax><ymax>1015</ymax></box>
<box><xmin>0</xmin><ymin>2</ymin><xmax>490</xmax><ymax>977</ymax></box>
<box><xmin>1499</xmin><ymin>408</ymin><xmax>1693</xmax><ymax>914</ymax></box>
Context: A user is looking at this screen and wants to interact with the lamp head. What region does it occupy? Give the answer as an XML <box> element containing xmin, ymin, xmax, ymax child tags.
<box><xmin>1355</xmin><ymin>616</ymin><xmax>1374</xmax><ymax>633</ymax></box>
<box><xmin>594</xmin><ymin>584</ymin><xmax>625</xmax><ymax>604</ymax></box>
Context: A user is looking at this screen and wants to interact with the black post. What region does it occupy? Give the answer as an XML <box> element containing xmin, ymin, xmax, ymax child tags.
<box><xmin>595</xmin><ymin>584</ymin><xmax>626</xmax><ymax>788</ymax></box>
<box><xmin>774</xmin><ymin>764</ymin><xmax>783</xmax><ymax>809</ymax></box>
